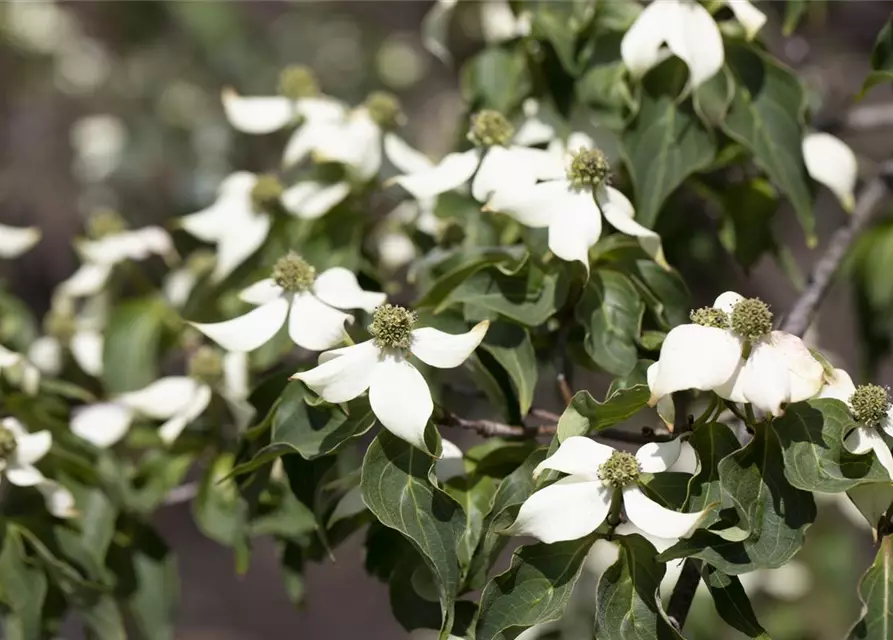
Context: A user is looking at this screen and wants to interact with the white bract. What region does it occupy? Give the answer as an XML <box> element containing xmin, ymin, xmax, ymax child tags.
<box><xmin>486</xmin><ymin>132</ymin><xmax>666</xmax><ymax>268</ymax></box>
<box><xmin>192</xmin><ymin>254</ymin><xmax>385</xmax><ymax>353</ymax></box>
<box><xmin>421</xmin><ymin>0</ymin><xmax>530</xmax><ymax>64</ymax></box>
<box><xmin>0</xmin><ymin>344</ymin><xmax>40</xmax><ymax>395</ymax></box>
<box><xmin>817</xmin><ymin>368</ymin><xmax>893</xmax><ymax>480</ymax></box>
<box><xmin>0</xmin><ymin>223</ymin><xmax>41</xmax><ymax>258</ymax></box>
<box><xmin>506</xmin><ymin>436</ymin><xmax>709</xmax><ymax>544</ymax></box>
<box><xmin>390</xmin><ymin>109</ymin><xmax>555</xmax><ymax>205</ymax></box>
<box><xmin>0</xmin><ymin>417</ymin><xmax>75</xmax><ymax>518</ymax></box>
<box><xmin>803</xmin><ymin>132</ymin><xmax>858</xmax><ymax>213</ymax></box>
<box><xmin>70</xmin><ymin>357</ymin><xmax>245</xmax><ymax>447</ymax></box>
<box><xmin>292</xmin><ymin>305</ymin><xmax>488</xmax><ymax>450</ymax></box>
<box><xmin>621</xmin><ymin>0</ymin><xmax>765</xmax><ymax>89</ymax></box>
<box><xmin>649</xmin><ymin>292</ymin><xmax>824</xmax><ymax>417</ymax></box>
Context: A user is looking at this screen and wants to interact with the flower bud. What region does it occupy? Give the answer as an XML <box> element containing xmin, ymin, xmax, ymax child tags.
<box><xmin>278</xmin><ymin>65</ymin><xmax>320</xmax><ymax>100</ymax></box>
<box><xmin>272</xmin><ymin>252</ymin><xmax>316</xmax><ymax>293</ymax></box>
<box><xmin>365</xmin><ymin>91</ymin><xmax>404</xmax><ymax>130</ymax></box>
<box><xmin>597</xmin><ymin>451</ymin><xmax>640</xmax><ymax>488</ymax></box>
<box><xmin>730</xmin><ymin>298</ymin><xmax>773</xmax><ymax>341</ymax></box>
<box><xmin>468</xmin><ymin>109</ymin><xmax>514</xmax><ymax>147</ymax></box>
<box><xmin>369</xmin><ymin>303</ymin><xmax>416</xmax><ymax>350</ymax></box>
<box><xmin>850</xmin><ymin>384</ymin><xmax>891</xmax><ymax>427</ymax></box>
<box><xmin>567</xmin><ymin>147</ymin><xmax>611</xmax><ymax>188</ymax></box>
<box><xmin>250</xmin><ymin>174</ymin><xmax>284</xmax><ymax>211</ymax></box>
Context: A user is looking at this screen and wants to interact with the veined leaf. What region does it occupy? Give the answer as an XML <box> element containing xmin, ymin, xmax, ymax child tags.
<box><xmin>556</xmin><ymin>386</ymin><xmax>650</xmax><ymax>441</ymax></box>
<box><xmin>102</xmin><ymin>296</ymin><xmax>170</xmax><ymax>393</ymax></box>
<box><xmin>703</xmin><ymin>566</ymin><xmax>770</xmax><ymax>639</ymax></box>
<box><xmin>850</xmin><ymin>536</ymin><xmax>893</xmax><ymax>639</ymax></box>
<box><xmin>479</xmin><ymin>321</ymin><xmax>537</xmax><ymax>416</ymax></box>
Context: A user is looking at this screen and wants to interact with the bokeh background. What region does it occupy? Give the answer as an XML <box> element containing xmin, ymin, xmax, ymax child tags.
<box><xmin>2</xmin><ymin>1</ymin><xmax>893</xmax><ymax>638</ymax></box>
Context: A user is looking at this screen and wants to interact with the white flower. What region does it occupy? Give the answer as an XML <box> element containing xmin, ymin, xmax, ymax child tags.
<box><xmin>390</xmin><ymin>110</ymin><xmax>556</xmax><ymax>205</ymax></box>
<box><xmin>816</xmin><ymin>368</ymin><xmax>893</xmax><ymax>480</ymax></box>
<box><xmin>0</xmin><ymin>223</ymin><xmax>41</xmax><ymax>258</ymax></box>
<box><xmin>505</xmin><ymin>437</ymin><xmax>709</xmax><ymax>544</ymax></box>
<box><xmin>649</xmin><ymin>292</ymin><xmax>824</xmax><ymax>417</ymax></box>
<box><xmin>803</xmin><ymin>132</ymin><xmax>858</xmax><ymax>213</ymax></box>
<box><xmin>421</xmin><ymin>0</ymin><xmax>529</xmax><ymax>64</ymax></box>
<box><xmin>292</xmin><ymin>305</ymin><xmax>489</xmax><ymax>450</ymax></box>
<box><xmin>485</xmin><ymin>132</ymin><xmax>666</xmax><ymax>268</ymax></box>
<box><xmin>0</xmin><ymin>344</ymin><xmax>40</xmax><ymax>395</ymax></box>
<box><xmin>192</xmin><ymin>254</ymin><xmax>385</xmax><ymax>353</ymax></box>
<box><xmin>0</xmin><ymin>417</ymin><xmax>75</xmax><ymax>517</ymax></box>
<box><xmin>180</xmin><ymin>172</ymin><xmax>349</xmax><ymax>282</ymax></box>
<box><xmin>29</xmin><ymin>331</ymin><xmax>102</xmax><ymax>379</ymax></box>
<box><xmin>222</xmin><ymin>87</ymin><xmax>345</xmax><ymax>136</ymax></box>
<box><xmin>329</xmin><ymin>438</ymin><xmax>464</xmax><ymax>526</ymax></box>
<box><xmin>71</xmin><ymin>363</ymin><xmax>243</xmax><ymax>447</ymax></box>
<box><xmin>621</xmin><ymin>0</ymin><xmax>765</xmax><ymax>90</ymax></box>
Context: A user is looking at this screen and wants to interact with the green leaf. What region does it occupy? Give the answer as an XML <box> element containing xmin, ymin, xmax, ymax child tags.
<box><xmin>851</xmin><ymin>536</ymin><xmax>893</xmax><ymax>639</ymax></box>
<box><xmin>621</xmin><ymin>62</ymin><xmax>716</xmax><ymax>227</ymax></box>
<box><xmin>530</xmin><ymin>1</ymin><xmax>592</xmax><ymax>74</ymax></box>
<box><xmin>717</xmin><ymin>421</ymin><xmax>816</xmax><ymax>569</ymax></box>
<box><xmin>441</xmin><ymin>265</ymin><xmax>568</xmax><ymax>327</ymax></box>
<box><xmin>718</xmin><ymin>179</ymin><xmax>779</xmax><ymax>270</ymax></box>
<box><xmin>861</xmin><ymin>16</ymin><xmax>893</xmax><ymax>98</ymax></box>
<box><xmin>479</xmin><ymin>322</ymin><xmax>537</xmax><ymax>416</ymax></box>
<box><xmin>193</xmin><ymin>453</ymin><xmax>249</xmax><ymax>548</ymax></box>
<box><xmin>686</xmin><ymin>422</ymin><xmax>743</xmax><ymax>525</ymax></box>
<box><xmin>361</xmin><ymin>431</ymin><xmax>466</xmax><ymax>637</ymax></box>
<box><xmin>0</xmin><ymin>288</ymin><xmax>38</xmax><ymax>351</ymax></box>
<box><xmin>694</xmin><ymin>66</ymin><xmax>735</xmax><ymax>128</ymax></box>
<box><xmin>556</xmin><ymin>387</ymin><xmax>650</xmax><ymax>441</ymax></box>
<box><xmin>595</xmin><ymin>534</ymin><xmax>684</xmax><ymax>639</ymax></box>
<box><xmin>389</xmin><ymin>553</ymin><xmax>477</xmax><ymax>635</ymax></box>
<box><xmin>0</xmin><ymin>527</ymin><xmax>47</xmax><ymax>640</ymax></box>
<box><xmin>79</xmin><ymin>595</ymin><xmax>126</xmax><ymax>640</ymax></box>
<box><xmin>631</xmin><ymin>260</ymin><xmax>690</xmax><ymax>329</ymax></box>
<box><xmin>774</xmin><ymin>399</ymin><xmax>891</xmax><ymax>492</ymax></box>
<box><xmin>461</xmin><ymin>47</ymin><xmax>531</xmax><ymax>113</ymax></box>
<box><xmin>475</xmin><ymin>533</ymin><xmax>597</xmax><ymax>640</ymax></box>
<box><xmin>576</xmin><ymin>269</ymin><xmax>645</xmax><ymax>376</ymax></box>
<box><xmin>783</xmin><ymin>0</ymin><xmax>809</xmax><ymax>34</ymax></box>
<box><xmin>416</xmin><ymin>246</ymin><xmax>528</xmax><ymax>310</ymax></box>
<box><xmin>703</xmin><ymin>566</ymin><xmax>770</xmax><ymax>639</ymax></box>
<box><xmin>102</xmin><ymin>296</ymin><xmax>170</xmax><ymax>393</ymax></box>
<box><xmin>723</xmin><ymin>43</ymin><xmax>815</xmax><ymax>243</ymax></box>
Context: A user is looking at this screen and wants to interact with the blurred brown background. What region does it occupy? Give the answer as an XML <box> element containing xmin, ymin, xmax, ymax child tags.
<box><xmin>2</xmin><ymin>1</ymin><xmax>893</xmax><ymax>638</ymax></box>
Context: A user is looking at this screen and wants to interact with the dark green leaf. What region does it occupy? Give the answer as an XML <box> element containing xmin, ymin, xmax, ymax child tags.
<box><xmin>775</xmin><ymin>399</ymin><xmax>891</xmax><ymax>492</ymax></box>
<box><xmin>461</xmin><ymin>47</ymin><xmax>531</xmax><ymax>113</ymax></box>
<box><xmin>576</xmin><ymin>269</ymin><xmax>645</xmax><ymax>375</ymax></box>
<box><xmin>361</xmin><ymin>431</ymin><xmax>465</xmax><ymax>636</ymax></box>
<box><xmin>703</xmin><ymin>566</ymin><xmax>770</xmax><ymax>639</ymax></box>
<box><xmin>622</xmin><ymin>61</ymin><xmax>716</xmax><ymax>227</ymax></box>
<box><xmin>0</xmin><ymin>527</ymin><xmax>47</xmax><ymax>640</ymax></box>
<box><xmin>475</xmin><ymin>533</ymin><xmax>597</xmax><ymax>640</ymax></box>
<box><xmin>595</xmin><ymin>534</ymin><xmax>683</xmax><ymax>639</ymax></box>
<box><xmin>557</xmin><ymin>387</ymin><xmax>650</xmax><ymax>441</ymax></box>
<box><xmin>416</xmin><ymin>246</ymin><xmax>528</xmax><ymax>310</ymax></box>
<box><xmin>861</xmin><ymin>16</ymin><xmax>893</xmax><ymax>98</ymax></box>
<box><xmin>479</xmin><ymin>322</ymin><xmax>537</xmax><ymax>416</ymax></box>
<box><xmin>694</xmin><ymin>66</ymin><xmax>735</xmax><ymax>128</ymax></box>
<box><xmin>389</xmin><ymin>553</ymin><xmax>476</xmax><ymax>635</ymax></box>
<box><xmin>783</xmin><ymin>0</ymin><xmax>808</xmax><ymax>34</ymax></box>
<box><xmin>102</xmin><ymin>296</ymin><xmax>170</xmax><ymax>393</ymax></box>
<box><xmin>850</xmin><ymin>536</ymin><xmax>893</xmax><ymax>639</ymax></box>
<box><xmin>718</xmin><ymin>179</ymin><xmax>779</xmax><ymax>270</ymax></box>
<box><xmin>723</xmin><ymin>43</ymin><xmax>814</xmax><ymax>243</ymax></box>
<box><xmin>686</xmin><ymin>422</ymin><xmax>742</xmax><ymax>526</ymax></box>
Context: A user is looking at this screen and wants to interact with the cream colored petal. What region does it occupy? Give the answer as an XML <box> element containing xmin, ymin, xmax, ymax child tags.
<box><xmin>485</xmin><ymin>179</ymin><xmax>566</xmax><ymax>228</ymax></box>
<box><xmin>739</xmin><ymin>340</ymin><xmax>792</xmax><ymax>417</ymax></box>
<box><xmin>480</xmin><ymin>0</ymin><xmax>521</xmax><ymax>42</ymax></box>
<box><xmin>597</xmin><ymin>186</ymin><xmax>667</xmax><ymax>268</ymax></box>
<box><xmin>818</xmin><ymin>368</ymin><xmax>857</xmax><ymax>403</ymax></box>
<box><xmin>846</xmin><ymin>427</ymin><xmax>893</xmax><ymax>480</ymax></box>
<box><xmin>623</xmin><ymin>485</ymin><xmax>709</xmax><ymax>539</ymax></box>
<box><xmin>290</xmin><ymin>340</ymin><xmax>380</xmax><ymax>403</ymax></box>
<box><xmin>38</xmin><ymin>480</ymin><xmax>77</xmax><ymax>518</ymax></box>
<box><xmin>163</xmin><ymin>268</ymin><xmax>198</xmax><ymax>309</ymax></box>
<box><xmin>71</xmin><ymin>402</ymin><xmax>134</xmax><ymax>448</ymax></box>
<box><xmin>409</xmin><ymin>321</ymin><xmax>489</xmax><ymax>369</ymax></box>
<box><xmin>223</xmin><ymin>351</ymin><xmax>249</xmax><ymax>400</ymax></box>
<box><xmin>621</xmin><ymin>0</ymin><xmax>678</xmax><ymax>78</ymax></box>
<box><xmin>713</xmin><ymin>291</ymin><xmax>745</xmax><ymax>314</ymax></box>
<box><xmin>547</xmin><ymin>187</ymin><xmax>603</xmax><ymax>265</ymax></box>
<box><xmin>212</xmin><ymin>211</ymin><xmax>271</xmax><ymax>282</ymax></box>
<box><xmin>239</xmin><ymin>278</ymin><xmax>284</xmax><ymax>306</ymax></box>
<box><xmin>505</xmin><ymin>477</ymin><xmax>612</xmax><ymax>544</ymax></box>
<box><xmin>368</xmin><ymin>356</ymin><xmax>433</xmax><ymax>451</ymax></box>
<box><xmin>649</xmin><ymin>325</ymin><xmax>743</xmax><ymax>402</ymax></box>
<box><xmin>282</xmin><ymin>121</ymin><xmax>327</xmax><ymax>168</ymax></box>
<box><xmin>221</xmin><ymin>88</ymin><xmax>294</xmax><ymax>134</ymax></box>
<box><xmin>56</xmin><ymin>263</ymin><xmax>112</xmax><ymax>298</ymax></box>
<box><xmin>647</xmin><ymin>362</ymin><xmax>677</xmax><ymax>428</ymax></box>
<box><xmin>287</xmin><ymin>293</ymin><xmax>351</xmax><ymax>351</ymax></box>
<box><xmin>421</xmin><ymin>0</ymin><xmax>459</xmax><ymax>63</ymax></box>
<box><xmin>71</xmin><ymin>330</ymin><xmax>103</xmax><ymax>377</ymax></box>
<box><xmin>471</xmin><ymin>146</ymin><xmax>539</xmax><ymax>203</ymax></box>
<box><xmin>28</xmin><ymin>336</ymin><xmax>62</xmax><ymax>376</ymax></box>
<box><xmin>158</xmin><ymin>383</ymin><xmax>212</xmax><ymax>444</ymax></box>
<box><xmin>312</xmin><ymin>267</ymin><xmax>386</xmax><ymax>313</ymax></box>
<box><xmin>5</xmin><ymin>463</ymin><xmax>45</xmax><ymax>487</ymax></box>
<box><xmin>391</xmin><ymin>149</ymin><xmax>480</xmax><ymax>200</ymax></box>
<box><xmin>665</xmin><ymin>1</ymin><xmax>724</xmax><ymax>88</ymax></box>
<box><xmin>191</xmin><ymin>296</ymin><xmax>289</xmax><ymax>353</ymax></box>
<box><xmin>636</xmin><ymin>439</ymin><xmax>684</xmax><ymax>473</ymax></box>
<box><xmin>0</xmin><ymin>224</ymin><xmax>41</xmax><ymax>258</ymax></box>
<box><xmin>281</xmin><ymin>181</ymin><xmax>351</xmax><ymax>220</ymax></box>
<box><xmin>383</xmin><ymin>133</ymin><xmax>433</xmax><ymax>174</ymax></box>
<box><xmin>14</xmin><ymin>429</ymin><xmax>51</xmax><ymax>465</ymax></box>
<box><xmin>723</xmin><ymin>0</ymin><xmax>766</xmax><ymax>40</ymax></box>
<box><xmin>533</xmin><ymin>436</ymin><xmax>614</xmax><ymax>479</ymax></box>
<box><xmin>764</xmin><ymin>331</ymin><xmax>825</xmax><ymax>403</ymax></box>
<box><xmin>295</xmin><ymin>96</ymin><xmax>346</xmax><ymax>122</ymax></box>
<box><xmin>435</xmin><ymin>438</ymin><xmax>465</xmax><ymax>482</ymax></box>
<box><xmin>119</xmin><ymin>376</ymin><xmax>202</xmax><ymax>419</ymax></box>
<box><xmin>803</xmin><ymin>133</ymin><xmax>858</xmax><ymax>213</ymax></box>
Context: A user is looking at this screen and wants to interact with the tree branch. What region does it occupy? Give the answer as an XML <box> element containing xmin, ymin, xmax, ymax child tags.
<box><xmin>780</xmin><ymin>160</ymin><xmax>893</xmax><ymax>338</ymax></box>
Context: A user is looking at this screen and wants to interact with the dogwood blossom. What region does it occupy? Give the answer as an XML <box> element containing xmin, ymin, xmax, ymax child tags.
<box><xmin>390</xmin><ymin>109</ymin><xmax>555</xmax><ymax>204</ymax></box>
<box><xmin>72</xmin><ymin>348</ymin><xmax>249</xmax><ymax>447</ymax></box>
<box><xmin>179</xmin><ymin>172</ymin><xmax>348</xmax><ymax>282</ymax></box>
<box><xmin>649</xmin><ymin>292</ymin><xmax>824</xmax><ymax>416</ymax></box>
<box><xmin>0</xmin><ymin>417</ymin><xmax>75</xmax><ymax>518</ymax></box>
<box><xmin>28</xmin><ymin>298</ymin><xmax>103</xmax><ymax>377</ymax></box>
<box><xmin>485</xmin><ymin>132</ymin><xmax>666</xmax><ymax>268</ymax></box>
<box><xmin>802</xmin><ymin>132</ymin><xmax>858</xmax><ymax>212</ymax></box>
<box><xmin>0</xmin><ymin>223</ymin><xmax>41</xmax><ymax>258</ymax></box>
<box><xmin>292</xmin><ymin>305</ymin><xmax>488</xmax><ymax>450</ymax></box>
<box><xmin>192</xmin><ymin>253</ymin><xmax>385</xmax><ymax>353</ymax></box>
<box><xmin>621</xmin><ymin>0</ymin><xmax>766</xmax><ymax>90</ymax></box>
<box><xmin>505</xmin><ymin>436</ymin><xmax>709</xmax><ymax>544</ymax></box>
<box><xmin>817</xmin><ymin>368</ymin><xmax>893</xmax><ymax>479</ymax></box>
<box><xmin>0</xmin><ymin>344</ymin><xmax>40</xmax><ymax>395</ymax></box>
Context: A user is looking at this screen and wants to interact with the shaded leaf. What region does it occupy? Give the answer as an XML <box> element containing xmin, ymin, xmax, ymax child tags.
<box><xmin>102</xmin><ymin>296</ymin><xmax>170</xmax><ymax>393</ymax></box>
<box><xmin>850</xmin><ymin>536</ymin><xmax>893</xmax><ymax>639</ymax></box>
<box><xmin>861</xmin><ymin>16</ymin><xmax>893</xmax><ymax>98</ymax></box>
<box><xmin>479</xmin><ymin>322</ymin><xmax>537</xmax><ymax>416</ymax></box>
<box><xmin>702</xmin><ymin>566</ymin><xmax>770</xmax><ymax>639</ymax></box>
<box><xmin>576</xmin><ymin>269</ymin><xmax>644</xmax><ymax>376</ymax></box>
<box><xmin>557</xmin><ymin>387</ymin><xmax>650</xmax><ymax>441</ymax></box>
<box><xmin>461</xmin><ymin>47</ymin><xmax>531</xmax><ymax>113</ymax></box>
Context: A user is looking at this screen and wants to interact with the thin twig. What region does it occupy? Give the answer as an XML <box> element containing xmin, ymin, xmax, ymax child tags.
<box><xmin>530</xmin><ymin>408</ymin><xmax>561</xmax><ymax>422</ymax></box>
<box><xmin>780</xmin><ymin>160</ymin><xmax>893</xmax><ymax>338</ymax></box>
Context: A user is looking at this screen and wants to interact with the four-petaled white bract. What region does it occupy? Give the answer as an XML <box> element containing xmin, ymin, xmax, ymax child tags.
<box><xmin>179</xmin><ymin>172</ymin><xmax>351</xmax><ymax>283</ymax></box>
<box><xmin>191</xmin><ymin>268</ymin><xmax>386</xmax><ymax>353</ymax></box>
<box><xmin>292</xmin><ymin>321</ymin><xmax>489</xmax><ymax>451</ymax></box>
<box><xmin>70</xmin><ymin>368</ymin><xmax>246</xmax><ymax>447</ymax></box>
<box><xmin>649</xmin><ymin>291</ymin><xmax>824</xmax><ymax>417</ymax></box>
<box><xmin>485</xmin><ymin>131</ymin><xmax>667</xmax><ymax>269</ymax></box>
<box><xmin>0</xmin><ymin>223</ymin><xmax>41</xmax><ymax>259</ymax></box>
<box><xmin>621</xmin><ymin>0</ymin><xmax>766</xmax><ymax>89</ymax></box>
<box><xmin>818</xmin><ymin>368</ymin><xmax>893</xmax><ymax>480</ymax></box>
<box><xmin>0</xmin><ymin>417</ymin><xmax>75</xmax><ymax>518</ymax></box>
<box><xmin>505</xmin><ymin>436</ymin><xmax>709</xmax><ymax>544</ymax></box>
